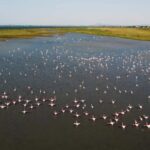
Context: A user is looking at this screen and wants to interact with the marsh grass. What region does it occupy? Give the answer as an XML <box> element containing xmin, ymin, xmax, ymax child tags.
<box><xmin>0</xmin><ymin>27</ymin><xmax>150</xmax><ymax>41</ymax></box>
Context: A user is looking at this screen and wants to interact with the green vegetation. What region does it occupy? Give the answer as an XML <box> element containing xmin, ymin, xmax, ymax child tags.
<box><xmin>0</xmin><ymin>27</ymin><xmax>150</xmax><ymax>41</ymax></box>
<box><xmin>0</xmin><ymin>28</ymin><xmax>65</xmax><ymax>40</ymax></box>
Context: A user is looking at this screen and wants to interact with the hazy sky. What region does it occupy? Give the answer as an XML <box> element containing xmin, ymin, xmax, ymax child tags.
<box><xmin>0</xmin><ymin>0</ymin><xmax>150</xmax><ymax>26</ymax></box>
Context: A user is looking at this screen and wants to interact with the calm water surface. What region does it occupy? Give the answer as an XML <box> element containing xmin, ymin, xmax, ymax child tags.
<box><xmin>0</xmin><ymin>34</ymin><xmax>150</xmax><ymax>150</ymax></box>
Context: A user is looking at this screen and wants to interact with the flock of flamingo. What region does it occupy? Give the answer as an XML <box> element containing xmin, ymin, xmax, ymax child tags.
<box><xmin>0</xmin><ymin>36</ymin><xmax>150</xmax><ymax>130</ymax></box>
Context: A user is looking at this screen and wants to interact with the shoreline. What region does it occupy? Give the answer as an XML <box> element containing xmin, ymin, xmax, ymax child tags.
<box><xmin>0</xmin><ymin>27</ymin><xmax>150</xmax><ymax>41</ymax></box>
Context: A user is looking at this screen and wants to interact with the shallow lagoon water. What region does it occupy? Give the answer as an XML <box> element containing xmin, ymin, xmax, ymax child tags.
<box><xmin>0</xmin><ymin>34</ymin><xmax>150</xmax><ymax>150</ymax></box>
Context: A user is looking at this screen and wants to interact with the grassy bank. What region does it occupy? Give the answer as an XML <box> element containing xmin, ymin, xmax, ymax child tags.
<box><xmin>0</xmin><ymin>27</ymin><xmax>150</xmax><ymax>41</ymax></box>
<box><xmin>0</xmin><ymin>28</ymin><xmax>65</xmax><ymax>40</ymax></box>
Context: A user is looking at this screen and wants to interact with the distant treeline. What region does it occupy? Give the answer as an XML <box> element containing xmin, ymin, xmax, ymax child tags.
<box><xmin>0</xmin><ymin>25</ymin><xmax>149</xmax><ymax>29</ymax></box>
<box><xmin>0</xmin><ymin>26</ymin><xmax>58</xmax><ymax>29</ymax></box>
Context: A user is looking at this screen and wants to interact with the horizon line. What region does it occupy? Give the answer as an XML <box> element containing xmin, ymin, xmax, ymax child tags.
<box><xmin>0</xmin><ymin>24</ymin><xmax>150</xmax><ymax>27</ymax></box>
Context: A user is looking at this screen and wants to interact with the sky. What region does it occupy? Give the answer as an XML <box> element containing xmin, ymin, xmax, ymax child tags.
<box><xmin>0</xmin><ymin>0</ymin><xmax>150</xmax><ymax>26</ymax></box>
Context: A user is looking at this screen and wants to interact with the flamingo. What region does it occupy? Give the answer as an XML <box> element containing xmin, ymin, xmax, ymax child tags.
<box><xmin>49</xmin><ymin>102</ymin><xmax>56</xmax><ymax>107</ymax></box>
<box><xmin>139</xmin><ymin>116</ymin><xmax>143</xmax><ymax>121</ymax></box>
<box><xmin>75</xmin><ymin>103</ymin><xmax>80</xmax><ymax>108</ymax></box>
<box><xmin>61</xmin><ymin>108</ymin><xmax>66</xmax><ymax>114</ymax></box>
<box><xmin>36</xmin><ymin>102</ymin><xmax>41</xmax><ymax>106</ymax></box>
<box><xmin>137</xmin><ymin>104</ymin><xmax>143</xmax><ymax>110</ymax></box>
<box><xmin>74</xmin><ymin>112</ymin><xmax>80</xmax><ymax>118</ymax></box>
<box><xmin>12</xmin><ymin>100</ymin><xmax>17</xmax><ymax>105</ymax></box>
<box><xmin>73</xmin><ymin>121</ymin><xmax>80</xmax><ymax>127</ymax></box>
<box><xmin>142</xmin><ymin>115</ymin><xmax>149</xmax><ymax>120</ymax></box>
<box><xmin>23</xmin><ymin>103</ymin><xmax>27</xmax><ymax>107</ymax></box>
<box><xmin>113</xmin><ymin>117</ymin><xmax>119</xmax><ymax>122</ymax></box>
<box><xmin>90</xmin><ymin>104</ymin><xmax>94</xmax><ymax>109</ymax></box>
<box><xmin>126</xmin><ymin>108</ymin><xmax>130</xmax><ymax>113</ymax></box>
<box><xmin>99</xmin><ymin>99</ymin><xmax>103</xmax><ymax>104</ymax></box>
<box><xmin>22</xmin><ymin>109</ymin><xmax>28</xmax><ymax>114</ymax></box>
<box><xmin>144</xmin><ymin>122</ymin><xmax>150</xmax><ymax>129</ymax></box>
<box><xmin>69</xmin><ymin>109</ymin><xmax>74</xmax><ymax>114</ymax></box>
<box><xmin>25</xmin><ymin>99</ymin><xmax>31</xmax><ymax>104</ymax></box>
<box><xmin>113</xmin><ymin>112</ymin><xmax>119</xmax><ymax>117</ymax></box>
<box><xmin>101</xmin><ymin>114</ymin><xmax>107</xmax><ymax>120</ymax></box>
<box><xmin>128</xmin><ymin>104</ymin><xmax>133</xmax><ymax>109</ymax></box>
<box><xmin>132</xmin><ymin>120</ymin><xmax>140</xmax><ymax>128</ymax></box>
<box><xmin>120</xmin><ymin>110</ymin><xmax>126</xmax><ymax>115</ymax></box>
<box><xmin>65</xmin><ymin>104</ymin><xmax>69</xmax><ymax>109</ymax></box>
<box><xmin>107</xmin><ymin>120</ymin><xmax>115</xmax><ymax>126</ymax></box>
<box><xmin>35</xmin><ymin>98</ymin><xmax>39</xmax><ymax>102</ymax></box>
<box><xmin>119</xmin><ymin>123</ymin><xmax>126</xmax><ymax>130</ymax></box>
<box><xmin>53</xmin><ymin>111</ymin><xmax>59</xmax><ymax>116</ymax></box>
<box><xmin>29</xmin><ymin>105</ymin><xmax>34</xmax><ymax>109</ymax></box>
<box><xmin>50</xmin><ymin>97</ymin><xmax>56</xmax><ymax>102</ymax></box>
<box><xmin>18</xmin><ymin>99</ymin><xmax>22</xmax><ymax>103</ymax></box>
<box><xmin>73</xmin><ymin>99</ymin><xmax>78</xmax><ymax>104</ymax></box>
<box><xmin>42</xmin><ymin>98</ymin><xmax>46</xmax><ymax>102</ymax></box>
<box><xmin>80</xmin><ymin>99</ymin><xmax>86</xmax><ymax>103</ymax></box>
<box><xmin>111</xmin><ymin>100</ymin><xmax>116</xmax><ymax>105</ymax></box>
<box><xmin>84</xmin><ymin>111</ymin><xmax>89</xmax><ymax>116</ymax></box>
<box><xmin>0</xmin><ymin>105</ymin><xmax>6</xmax><ymax>109</ymax></box>
<box><xmin>5</xmin><ymin>102</ymin><xmax>11</xmax><ymax>107</ymax></box>
<box><xmin>90</xmin><ymin>115</ymin><xmax>97</xmax><ymax>122</ymax></box>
